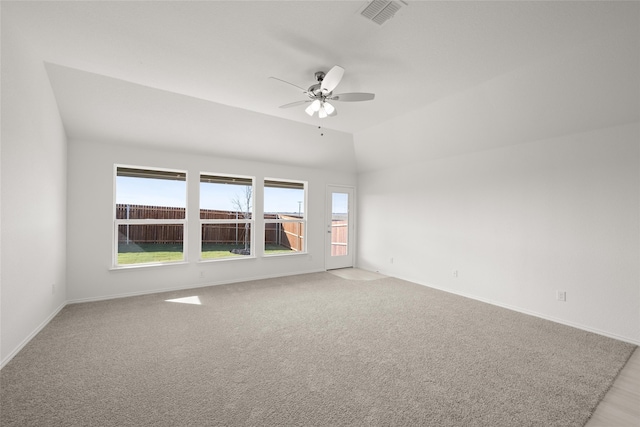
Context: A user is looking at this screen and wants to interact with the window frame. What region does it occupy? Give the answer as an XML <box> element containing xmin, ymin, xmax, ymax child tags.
<box><xmin>199</xmin><ymin>173</ymin><xmax>256</xmax><ymax>262</ymax></box>
<box><xmin>113</xmin><ymin>164</ymin><xmax>188</xmax><ymax>268</ymax></box>
<box><xmin>263</xmin><ymin>178</ymin><xmax>307</xmax><ymax>256</ymax></box>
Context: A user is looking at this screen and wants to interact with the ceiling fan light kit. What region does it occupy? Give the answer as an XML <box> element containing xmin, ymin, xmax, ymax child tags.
<box><xmin>272</xmin><ymin>65</ymin><xmax>375</xmax><ymax>119</ymax></box>
<box><xmin>323</xmin><ymin>102</ymin><xmax>335</xmax><ymax>115</ymax></box>
<box><xmin>305</xmin><ymin>99</ymin><xmax>321</xmax><ymax>115</ymax></box>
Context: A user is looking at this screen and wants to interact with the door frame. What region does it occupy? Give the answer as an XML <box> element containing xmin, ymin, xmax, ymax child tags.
<box><xmin>325</xmin><ymin>185</ymin><xmax>355</xmax><ymax>270</ymax></box>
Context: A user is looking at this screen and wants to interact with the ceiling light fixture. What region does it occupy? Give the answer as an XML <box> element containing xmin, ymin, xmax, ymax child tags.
<box><xmin>273</xmin><ymin>65</ymin><xmax>375</xmax><ymax>119</ymax></box>
<box><xmin>306</xmin><ymin>100</ymin><xmax>336</xmax><ymax>118</ymax></box>
<box><xmin>323</xmin><ymin>102</ymin><xmax>335</xmax><ymax>115</ymax></box>
<box><xmin>305</xmin><ymin>99</ymin><xmax>321</xmax><ymax>116</ymax></box>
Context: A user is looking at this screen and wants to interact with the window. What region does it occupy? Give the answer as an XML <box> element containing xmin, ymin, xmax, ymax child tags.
<box><xmin>114</xmin><ymin>166</ymin><xmax>187</xmax><ymax>266</ymax></box>
<box><xmin>200</xmin><ymin>174</ymin><xmax>254</xmax><ymax>260</ymax></box>
<box><xmin>264</xmin><ymin>179</ymin><xmax>306</xmax><ymax>255</ymax></box>
<box><xmin>331</xmin><ymin>192</ymin><xmax>349</xmax><ymax>256</ymax></box>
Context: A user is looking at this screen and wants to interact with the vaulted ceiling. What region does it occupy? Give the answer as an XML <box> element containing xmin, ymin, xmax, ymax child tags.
<box><xmin>3</xmin><ymin>1</ymin><xmax>638</xmax><ymax>172</ymax></box>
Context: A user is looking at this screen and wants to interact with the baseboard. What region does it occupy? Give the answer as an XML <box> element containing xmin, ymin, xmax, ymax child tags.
<box><xmin>67</xmin><ymin>268</ymin><xmax>327</xmax><ymax>305</ymax></box>
<box><xmin>389</xmin><ymin>273</ymin><xmax>640</xmax><ymax>347</ymax></box>
<box><xmin>1</xmin><ymin>301</ymin><xmax>67</xmax><ymax>370</ymax></box>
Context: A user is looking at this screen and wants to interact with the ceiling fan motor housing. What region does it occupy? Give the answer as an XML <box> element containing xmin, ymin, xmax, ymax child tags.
<box><xmin>308</xmin><ymin>83</ymin><xmax>326</xmax><ymax>98</ymax></box>
<box><xmin>309</xmin><ymin>71</ymin><xmax>331</xmax><ymax>98</ymax></box>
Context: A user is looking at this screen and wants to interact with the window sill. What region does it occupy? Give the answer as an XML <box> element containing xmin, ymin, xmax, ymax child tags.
<box><xmin>198</xmin><ymin>256</ymin><xmax>256</xmax><ymax>263</ymax></box>
<box><xmin>263</xmin><ymin>252</ymin><xmax>308</xmax><ymax>258</ymax></box>
<box><xmin>109</xmin><ymin>261</ymin><xmax>189</xmax><ymax>271</ymax></box>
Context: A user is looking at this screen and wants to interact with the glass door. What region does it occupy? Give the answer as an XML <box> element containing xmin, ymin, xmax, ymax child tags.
<box><xmin>326</xmin><ymin>186</ymin><xmax>354</xmax><ymax>270</ymax></box>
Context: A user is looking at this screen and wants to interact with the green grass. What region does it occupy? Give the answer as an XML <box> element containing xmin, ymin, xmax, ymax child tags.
<box><xmin>201</xmin><ymin>243</ymin><xmax>249</xmax><ymax>260</ymax></box>
<box><xmin>117</xmin><ymin>243</ymin><xmax>294</xmax><ymax>265</ymax></box>
<box><xmin>118</xmin><ymin>243</ymin><xmax>184</xmax><ymax>265</ymax></box>
<box><xmin>264</xmin><ymin>244</ymin><xmax>297</xmax><ymax>255</ymax></box>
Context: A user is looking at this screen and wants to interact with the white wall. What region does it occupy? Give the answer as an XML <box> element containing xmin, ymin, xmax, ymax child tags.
<box><xmin>66</xmin><ymin>140</ymin><xmax>356</xmax><ymax>302</ymax></box>
<box><xmin>357</xmin><ymin>123</ymin><xmax>639</xmax><ymax>344</ymax></box>
<box><xmin>353</xmin><ymin>19</ymin><xmax>638</xmax><ymax>174</ymax></box>
<box><xmin>1</xmin><ymin>19</ymin><xmax>68</xmax><ymax>366</ymax></box>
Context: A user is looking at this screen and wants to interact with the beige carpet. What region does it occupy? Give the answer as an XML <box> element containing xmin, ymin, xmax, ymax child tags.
<box><xmin>1</xmin><ymin>272</ymin><xmax>635</xmax><ymax>426</ymax></box>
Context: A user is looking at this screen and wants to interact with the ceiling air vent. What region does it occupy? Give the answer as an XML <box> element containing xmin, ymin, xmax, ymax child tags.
<box><xmin>360</xmin><ymin>0</ymin><xmax>407</xmax><ymax>26</ymax></box>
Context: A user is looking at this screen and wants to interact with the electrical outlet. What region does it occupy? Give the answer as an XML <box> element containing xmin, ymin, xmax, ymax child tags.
<box><xmin>390</xmin><ymin>257</ymin><xmax>394</xmax><ymax>264</ymax></box>
<box><xmin>51</xmin><ymin>283</ymin><xmax>56</xmax><ymax>295</ymax></box>
<box><xmin>557</xmin><ymin>291</ymin><xmax>566</xmax><ymax>302</ymax></box>
<box><xmin>453</xmin><ymin>270</ymin><xmax>458</xmax><ymax>278</ymax></box>
<box><xmin>199</xmin><ymin>271</ymin><xmax>205</xmax><ymax>279</ymax></box>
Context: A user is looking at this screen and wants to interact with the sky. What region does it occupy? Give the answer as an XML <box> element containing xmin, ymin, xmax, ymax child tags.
<box><xmin>116</xmin><ymin>177</ymin><xmax>186</xmax><ymax>208</ymax></box>
<box><xmin>116</xmin><ymin>177</ymin><xmax>309</xmax><ymax>214</ymax></box>
<box><xmin>332</xmin><ymin>192</ymin><xmax>348</xmax><ymax>215</ymax></box>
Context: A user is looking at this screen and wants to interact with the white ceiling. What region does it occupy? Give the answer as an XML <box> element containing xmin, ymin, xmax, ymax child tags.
<box><xmin>3</xmin><ymin>1</ymin><xmax>639</xmax><ymax>171</ymax></box>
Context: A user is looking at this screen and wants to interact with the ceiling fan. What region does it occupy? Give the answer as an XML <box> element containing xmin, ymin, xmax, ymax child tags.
<box><xmin>270</xmin><ymin>65</ymin><xmax>375</xmax><ymax>118</ymax></box>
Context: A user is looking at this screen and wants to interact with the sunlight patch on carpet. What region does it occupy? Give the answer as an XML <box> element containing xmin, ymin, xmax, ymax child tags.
<box><xmin>165</xmin><ymin>296</ymin><xmax>202</xmax><ymax>305</ymax></box>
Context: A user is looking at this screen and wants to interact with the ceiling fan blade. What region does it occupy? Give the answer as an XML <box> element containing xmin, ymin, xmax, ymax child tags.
<box><xmin>330</xmin><ymin>92</ymin><xmax>375</xmax><ymax>102</ymax></box>
<box><xmin>279</xmin><ymin>100</ymin><xmax>311</xmax><ymax>109</ymax></box>
<box><xmin>269</xmin><ymin>76</ymin><xmax>308</xmax><ymax>93</ymax></box>
<box><xmin>320</xmin><ymin>65</ymin><xmax>344</xmax><ymax>93</ymax></box>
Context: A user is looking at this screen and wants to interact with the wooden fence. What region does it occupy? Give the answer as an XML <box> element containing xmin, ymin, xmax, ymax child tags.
<box><xmin>117</xmin><ymin>204</ymin><xmax>303</xmax><ymax>251</ymax></box>
<box><xmin>331</xmin><ymin>220</ymin><xmax>348</xmax><ymax>256</ymax></box>
<box><xmin>118</xmin><ymin>224</ymin><xmax>184</xmax><ymax>245</ymax></box>
<box><xmin>116</xmin><ymin>204</ymin><xmax>186</xmax><ymax>220</ymax></box>
<box><xmin>265</xmin><ymin>215</ymin><xmax>304</xmax><ymax>252</ymax></box>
